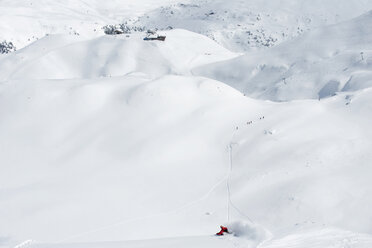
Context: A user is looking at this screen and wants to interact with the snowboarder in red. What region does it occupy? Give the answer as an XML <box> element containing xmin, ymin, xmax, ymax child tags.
<box><xmin>216</xmin><ymin>225</ymin><xmax>229</xmax><ymax>236</ymax></box>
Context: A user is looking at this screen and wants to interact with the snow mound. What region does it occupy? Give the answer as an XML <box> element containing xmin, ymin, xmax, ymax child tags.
<box><xmin>0</xmin><ymin>29</ymin><xmax>237</xmax><ymax>80</ymax></box>
<box><xmin>194</xmin><ymin>11</ymin><xmax>372</xmax><ymax>101</ymax></box>
<box><xmin>227</xmin><ymin>221</ymin><xmax>271</xmax><ymax>243</ymax></box>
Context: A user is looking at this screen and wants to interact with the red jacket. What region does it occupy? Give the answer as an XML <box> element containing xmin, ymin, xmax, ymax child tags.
<box><xmin>216</xmin><ymin>226</ymin><xmax>229</xmax><ymax>236</ymax></box>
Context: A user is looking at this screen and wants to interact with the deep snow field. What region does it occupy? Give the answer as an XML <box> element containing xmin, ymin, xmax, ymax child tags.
<box><xmin>1</xmin><ymin>1</ymin><xmax>372</xmax><ymax>248</ymax></box>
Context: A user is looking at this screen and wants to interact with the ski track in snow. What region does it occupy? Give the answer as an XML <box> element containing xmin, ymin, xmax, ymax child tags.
<box><xmin>55</xmin><ymin>172</ymin><xmax>230</xmax><ymax>243</ymax></box>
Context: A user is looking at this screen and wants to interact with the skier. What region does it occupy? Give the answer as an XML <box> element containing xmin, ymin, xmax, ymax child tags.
<box><xmin>216</xmin><ymin>225</ymin><xmax>229</xmax><ymax>236</ymax></box>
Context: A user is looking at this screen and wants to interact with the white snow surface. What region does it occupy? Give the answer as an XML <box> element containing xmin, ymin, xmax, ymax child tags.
<box><xmin>1</xmin><ymin>1</ymin><xmax>372</xmax><ymax>248</ymax></box>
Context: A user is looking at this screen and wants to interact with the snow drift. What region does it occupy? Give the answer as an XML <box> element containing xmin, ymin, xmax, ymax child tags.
<box><xmin>225</xmin><ymin>220</ymin><xmax>271</xmax><ymax>248</ymax></box>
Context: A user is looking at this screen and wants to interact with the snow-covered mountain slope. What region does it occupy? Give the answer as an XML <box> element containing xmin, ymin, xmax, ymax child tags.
<box><xmin>1</xmin><ymin>29</ymin><xmax>372</xmax><ymax>248</ymax></box>
<box><xmin>0</xmin><ymin>72</ymin><xmax>266</xmax><ymax>245</ymax></box>
<box><xmin>2</xmin><ymin>0</ymin><xmax>372</xmax><ymax>52</ymax></box>
<box><xmin>194</xmin><ymin>11</ymin><xmax>372</xmax><ymax>101</ymax></box>
<box><xmin>2</xmin><ymin>1</ymin><xmax>372</xmax><ymax>248</ymax></box>
<box><xmin>136</xmin><ymin>0</ymin><xmax>372</xmax><ymax>52</ymax></box>
<box><xmin>0</xmin><ymin>29</ymin><xmax>237</xmax><ymax>80</ymax></box>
